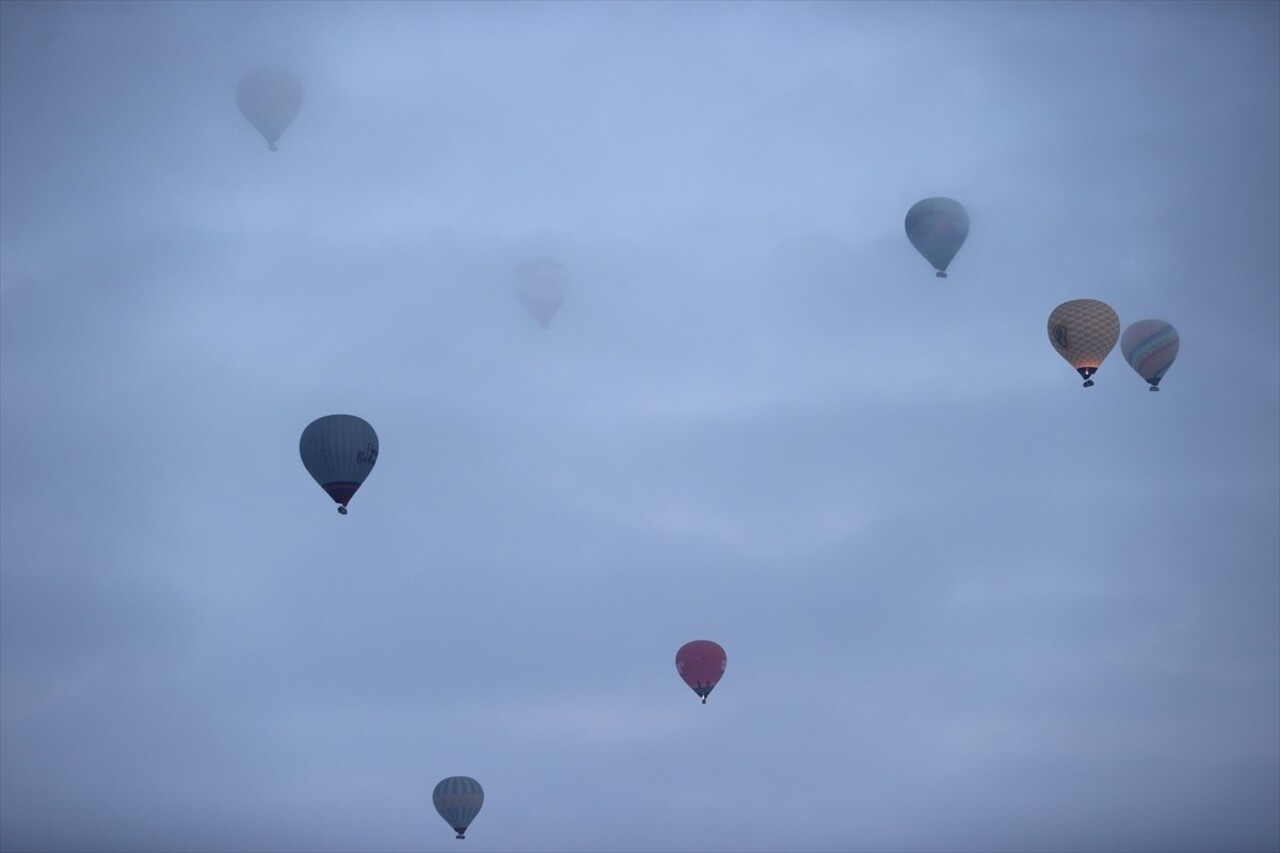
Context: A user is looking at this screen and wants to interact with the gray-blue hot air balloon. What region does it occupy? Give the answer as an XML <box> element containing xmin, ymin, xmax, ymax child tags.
<box><xmin>433</xmin><ymin>776</ymin><xmax>484</xmax><ymax>840</ymax></box>
<box><xmin>905</xmin><ymin>197</ymin><xmax>969</xmax><ymax>277</ymax></box>
<box><xmin>237</xmin><ymin>66</ymin><xmax>303</xmax><ymax>151</ymax></box>
<box><xmin>299</xmin><ymin>415</ymin><xmax>377</xmax><ymax>514</ymax></box>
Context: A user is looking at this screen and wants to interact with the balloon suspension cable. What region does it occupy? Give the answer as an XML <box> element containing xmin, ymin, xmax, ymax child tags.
<box><xmin>337</xmin><ymin>506</ymin><xmax>348</xmax><ymax>515</ymax></box>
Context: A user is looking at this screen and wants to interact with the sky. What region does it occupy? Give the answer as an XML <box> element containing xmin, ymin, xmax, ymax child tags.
<box><xmin>1</xmin><ymin>2</ymin><xmax>1278</xmax><ymax>852</ymax></box>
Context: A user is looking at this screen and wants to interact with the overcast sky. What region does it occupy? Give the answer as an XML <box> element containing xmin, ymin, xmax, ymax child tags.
<box><xmin>2</xmin><ymin>2</ymin><xmax>1278</xmax><ymax>852</ymax></box>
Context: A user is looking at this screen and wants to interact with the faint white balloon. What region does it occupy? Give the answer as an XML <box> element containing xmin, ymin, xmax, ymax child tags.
<box><xmin>513</xmin><ymin>258</ymin><xmax>569</xmax><ymax>329</ymax></box>
<box><xmin>236</xmin><ymin>65</ymin><xmax>303</xmax><ymax>151</ymax></box>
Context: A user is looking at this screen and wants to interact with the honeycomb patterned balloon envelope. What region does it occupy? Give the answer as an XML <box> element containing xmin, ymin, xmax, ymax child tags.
<box><xmin>1047</xmin><ymin>299</ymin><xmax>1120</xmax><ymax>387</ymax></box>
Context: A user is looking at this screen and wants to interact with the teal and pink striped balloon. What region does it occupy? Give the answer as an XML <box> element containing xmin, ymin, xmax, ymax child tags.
<box><xmin>1121</xmin><ymin>320</ymin><xmax>1179</xmax><ymax>391</ymax></box>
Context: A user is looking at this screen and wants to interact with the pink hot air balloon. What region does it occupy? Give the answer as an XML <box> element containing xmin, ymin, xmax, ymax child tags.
<box><xmin>676</xmin><ymin>640</ymin><xmax>726</xmax><ymax>704</ymax></box>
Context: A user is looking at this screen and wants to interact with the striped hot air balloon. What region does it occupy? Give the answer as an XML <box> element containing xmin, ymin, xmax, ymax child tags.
<box><xmin>1047</xmin><ymin>299</ymin><xmax>1120</xmax><ymax>388</ymax></box>
<box><xmin>299</xmin><ymin>415</ymin><xmax>378</xmax><ymax>514</ymax></box>
<box><xmin>905</xmin><ymin>197</ymin><xmax>969</xmax><ymax>277</ymax></box>
<box><xmin>433</xmin><ymin>776</ymin><xmax>484</xmax><ymax>840</ymax></box>
<box><xmin>676</xmin><ymin>640</ymin><xmax>727</xmax><ymax>704</ymax></box>
<box><xmin>1121</xmin><ymin>319</ymin><xmax>1179</xmax><ymax>391</ymax></box>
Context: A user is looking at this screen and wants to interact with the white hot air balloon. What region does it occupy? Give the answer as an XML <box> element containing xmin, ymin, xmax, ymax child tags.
<box><xmin>513</xmin><ymin>259</ymin><xmax>569</xmax><ymax>329</ymax></box>
<box><xmin>236</xmin><ymin>66</ymin><xmax>303</xmax><ymax>151</ymax></box>
<box><xmin>299</xmin><ymin>415</ymin><xmax>378</xmax><ymax>514</ymax></box>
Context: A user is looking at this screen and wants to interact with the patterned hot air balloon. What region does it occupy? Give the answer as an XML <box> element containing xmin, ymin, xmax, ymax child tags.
<box><xmin>1121</xmin><ymin>319</ymin><xmax>1179</xmax><ymax>391</ymax></box>
<box><xmin>513</xmin><ymin>259</ymin><xmax>568</xmax><ymax>329</ymax></box>
<box><xmin>676</xmin><ymin>640</ymin><xmax>726</xmax><ymax>704</ymax></box>
<box><xmin>905</xmin><ymin>197</ymin><xmax>969</xmax><ymax>277</ymax></box>
<box><xmin>236</xmin><ymin>66</ymin><xmax>303</xmax><ymax>151</ymax></box>
<box><xmin>433</xmin><ymin>776</ymin><xmax>484</xmax><ymax>840</ymax></box>
<box><xmin>1047</xmin><ymin>299</ymin><xmax>1120</xmax><ymax>388</ymax></box>
<box><xmin>299</xmin><ymin>415</ymin><xmax>378</xmax><ymax>514</ymax></box>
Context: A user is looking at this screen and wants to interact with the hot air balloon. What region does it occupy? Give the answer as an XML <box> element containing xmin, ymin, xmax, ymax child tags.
<box><xmin>513</xmin><ymin>259</ymin><xmax>568</xmax><ymax>329</ymax></box>
<box><xmin>433</xmin><ymin>776</ymin><xmax>484</xmax><ymax>840</ymax></box>
<box><xmin>299</xmin><ymin>415</ymin><xmax>378</xmax><ymax>514</ymax></box>
<box><xmin>1047</xmin><ymin>299</ymin><xmax>1120</xmax><ymax>388</ymax></box>
<box><xmin>676</xmin><ymin>640</ymin><xmax>726</xmax><ymax>704</ymax></box>
<box><xmin>905</xmin><ymin>197</ymin><xmax>969</xmax><ymax>277</ymax></box>
<box><xmin>1121</xmin><ymin>319</ymin><xmax>1179</xmax><ymax>391</ymax></box>
<box><xmin>236</xmin><ymin>66</ymin><xmax>303</xmax><ymax>151</ymax></box>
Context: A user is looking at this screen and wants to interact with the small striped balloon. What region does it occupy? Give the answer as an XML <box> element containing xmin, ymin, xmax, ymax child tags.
<box><xmin>1121</xmin><ymin>319</ymin><xmax>1179</xmax><ymax>391</ymax></box>
<box><xmin>433</xmin><ymin>776</ymin><xmax>484</xmax><ymax>840</ymax></box>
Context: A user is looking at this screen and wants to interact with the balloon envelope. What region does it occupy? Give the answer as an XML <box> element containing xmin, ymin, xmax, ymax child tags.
<box><xmin>1047</xmin><ymin>299</ymin><xmax>1120</xmax><ymax>387</ymax></box>
<box><xmin>299</xmin><ymin>415</ymin><xmax>378</xmax><ymax>514</ymax></box>
<box><xmin>433</xmin><ymin>776</ymin><xmax>484</xmax><ymax>839</ymax></box>
<box><xmin>676</xmin><ymin>640</ymin><xmax>726</xmax><ymax>704</ymax></box>
<box><xmin>1121</xmin><ymin>319</ymin><xmax>1179</xmax><ymax>390</ymax></box>
<box><xmin>236</xmin><ymin>66</ymin><xmax>302</xmax><ymax>151</ymax></box>
<box><xmin>514</xmin><ymin>259</ymin><xmax>568</xmax><ymax>328</ymax></box>
<box><xmin>905</xmin><ymin>197</ymin><xmax>969</xmax><ymax>277</ymax></box>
